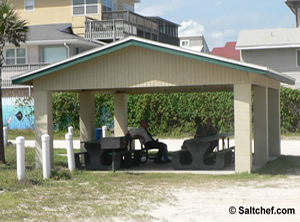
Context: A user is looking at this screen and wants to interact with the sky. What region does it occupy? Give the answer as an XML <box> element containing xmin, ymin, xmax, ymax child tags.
<box><xmin>135</xmin><ymin>0</ymin><xmax>295</xmax><ymax>50</ymax></box>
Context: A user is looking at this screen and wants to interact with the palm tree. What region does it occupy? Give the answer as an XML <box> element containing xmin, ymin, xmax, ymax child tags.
<box><xmin>0</xmin><ymin>0</ymin><xmax>28</xmax><ymax>163</ymax></box>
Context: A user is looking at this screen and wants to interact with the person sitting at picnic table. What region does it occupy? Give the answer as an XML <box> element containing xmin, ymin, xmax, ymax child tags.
<box><xmin>194</xmin><ymin>117</ymin><xmax>218</xmax><ymax>164</ymax></box>
<box><xmin>195</xmin><ymin>117</ymin><xmax>218</xmax><ymax>137</ymax></box>
<box><xmin>205</xmin><ymin>117</ymin><xmax>218</xmax><ymax>136</ymax></box>
<box><xmin>134</xmin><ymin>120</ymin><xmax>171</xmax><ymax>164</ymax></box>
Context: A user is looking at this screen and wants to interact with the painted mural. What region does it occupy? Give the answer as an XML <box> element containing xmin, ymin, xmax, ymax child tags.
<box><xmin>2</xmin><ymin>97</ymin><xmax>34</xmax><ymax>130</ymax></box>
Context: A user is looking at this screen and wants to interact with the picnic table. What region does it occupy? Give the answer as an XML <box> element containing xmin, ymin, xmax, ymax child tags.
<box><xmin>172</xmin><ymin>133</ymin><xmax>234</xmax><ymax>170</ymax></box>
<box><xmin>75</xmin><ymin>137</ymin><xmax>140</xmax><ymax>171</ymax></box>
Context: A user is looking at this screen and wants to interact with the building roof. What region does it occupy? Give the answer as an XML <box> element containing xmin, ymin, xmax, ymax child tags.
<box><xmin>211</xmin><ymin>42</ymin><xmax>240</xmax><ymax>61</ymax></box>
<box><xmin>147</xmin><ymin>16</ymin><xmax>180</xmax><ymax>26</ymax></box>
<box><xmin>8</xmin><ymin>23</ymin><xmax>102</xmax><ymax>47</ymax></box>
<box><xmin>12</xmin><ymin>36</ymin><xmax>295</xmax><ymax>86</ymax></box>
<box><xmin>179</xmin><ymin>34</ymin><xmax>204</xmax><ymax>38</ymax></box>
<box><xmin>286</xmin><ymin>0</ymin><xmax>300</xmax><ymax>14</ymax></box>
<box><xmin>236</xmin><ymin>28</ymin><xmax>300</xmax><ymax>50</ymax></box>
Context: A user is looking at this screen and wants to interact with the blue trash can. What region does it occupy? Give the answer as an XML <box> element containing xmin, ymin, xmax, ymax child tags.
<box><xmin>96</xmin><ymin>128</ymin><xmax>102</xmax><ymax>140</ymax></box>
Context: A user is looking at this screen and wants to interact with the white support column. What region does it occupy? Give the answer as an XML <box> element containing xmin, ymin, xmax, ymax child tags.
<box><xmin>80</xmin><ymin>92</ymin><xmax>96</xmax><ymax>148</ymax></box>
<box><xmin>268</xmin><ymin>88</ymin><xmax>281</xmax><ymax>157</ymax></box>
<box><xmin>234</xmin><ymin>84</ymin><xmax>252</xmax><ymax>173</ymax></box>
<box><xmin>34</xmin><ymin>91</ymin><xmax>53</xmax><ymax>169</ymax></box>
<box><xmin>253</xmin><ymin>86</ymin><xmax>269</xmax><ymax>166</ymax></box>
<box><xmin>114</xmin><ymin>93</ymin><xmax>128</xmax><ymax>137</ymax></box>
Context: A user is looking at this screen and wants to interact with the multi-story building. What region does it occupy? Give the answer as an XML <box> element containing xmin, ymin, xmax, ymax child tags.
<box><xmin>1</xmin><ymin>0</ymin><xmax>181</xmax><ymax>129</ymax></box>
<box><xmin>179</xmin><ymin>34</ymin><xmax>210</xmax><ymax>53</ymax></box>
<box><xmin>3</xmin><ymin>0</ymin><xmax>181</xmax><ymax>95</ymax></box>
<box><xmin>2</xmin><ymin>23</ymin><xmax>101</xmax><ymax>97</ymax></box>
<box><xmin>12</xmin><ymin>0</ymin><xmax>139</xmax><ymax>36</ymax></box>
<box><xmin>236</xmin><ymin>0</ymin><xmax>300</xmax><ymax>89</ymax></box>
<box><xmin>11</xmin><ymin>0</ymin><xmax>179</xmax><ymax>45</ymax></box>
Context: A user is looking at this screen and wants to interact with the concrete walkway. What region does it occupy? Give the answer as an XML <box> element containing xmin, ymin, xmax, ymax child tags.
<box><xmin>9</xmin><ymin>138</ymin><xmax>300</xmax><ymax>155</ymax></box>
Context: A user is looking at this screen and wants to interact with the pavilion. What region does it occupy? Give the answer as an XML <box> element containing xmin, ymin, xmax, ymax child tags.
<box><xmin>12</xmin><ymin>37</ymin><xmax>295</xmax><ymax>173</ymax></box>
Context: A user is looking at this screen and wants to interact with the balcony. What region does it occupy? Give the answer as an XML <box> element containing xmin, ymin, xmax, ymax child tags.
<box><xmin>85</xmin><ymin>11</ymin><xmax>159</xmax><ymax>42</ymax></box>
<box><xmin>1</xmin><ymin>64</ymin><xmax>49</xmax><ymax>87</ymax></box>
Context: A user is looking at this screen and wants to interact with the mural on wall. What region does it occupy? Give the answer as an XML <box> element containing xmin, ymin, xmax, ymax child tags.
<box><xmin>2</xmin><ymin>97</ymin><xmax>34</xmax><ymax>130</ymax></box>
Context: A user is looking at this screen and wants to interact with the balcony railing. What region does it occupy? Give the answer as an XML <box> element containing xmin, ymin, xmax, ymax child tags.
<box><xmin>85</xmin><ymin>11</ymin><xmax>159</xmax><ymax>41</ymax></box>
<box><xmin>1</xmin><ymin>63</ymin><xmax>49</xmax><ymax>87</ymax></box>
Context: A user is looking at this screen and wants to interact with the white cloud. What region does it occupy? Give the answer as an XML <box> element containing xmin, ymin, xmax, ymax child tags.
<box><xmin>179</xmin><ymin>20</ymin><xmax>205</xmax><ymax>36</ymax></box>
<box><xmin>135</xmin><ymin>0</ymin><xmax>183</xmax><ymax>17</ymax></box>
<box><xmin>209</xmin><ymin>29</ymin><xmax>236</xmax><ymax>48</ymax></box>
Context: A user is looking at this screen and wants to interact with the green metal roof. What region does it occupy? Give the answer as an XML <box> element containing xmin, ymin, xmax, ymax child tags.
<box><xmin>12</xmin><ymin>36</ymin><xmax>295</xmax><ymax>85</ymax></box>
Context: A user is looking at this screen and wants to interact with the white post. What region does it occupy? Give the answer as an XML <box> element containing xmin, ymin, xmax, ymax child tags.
<box><xmin>16</xmin><ymin>136</ymin><xmax>26</xmax><ymax>180</ymax></box>
<box><xmin>68</xmin><ymin>126</ymin><xmax>74</xmax><ymax>135</ymax></box>
<box><xmin>3</xmin><ymin>126</ymin><xmax>8</xmax><ymax>146</ymax></box>
<box><xmin>42</xmin><ymin>134</ymin><xmax>51</xmax><ymax>179</ymax></box>
<box><xmin>65</xmin><ymin>133</ymin><xmax>75</xmax><ymax>172</ymax></box>
<box><xmin>102</xmin><ymin>125</ymin><xmax>108</xmax><ymax>138</ymax></box>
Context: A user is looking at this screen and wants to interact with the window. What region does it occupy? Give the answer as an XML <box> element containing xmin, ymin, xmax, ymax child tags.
<box><xmin>124</xmin><ymin>3</ymin><xmax>134</xmax><ymax>12</ymax></box>
<box><xmin>43</xmin><ymin>47</ymin><xmax>67</xmax><ymax>63</ymax></box>
<box><xmin>180</xmin><ymin>40</ymin><xmax>190</xmax><ymax>47</ymax></box>
<box><xmin>25</xmin><ymin>0</ymin><xmax>35</xmax><ymax>11</ymax></box>
<box><xmin>102</xmin><ymin>0</ymin><xmax>112</xmax><ymax>12</ymax></box>
<box><xmin>297</xmin><ymin>50</ymin><xmax>300</xmax><ymax>67</ymax></box>
<box><xmin>112</xmin><ymin>0</ymin><xmax>117</xmax><ymax>11</ymax></box>
<box><xmin>5</xmin><ymin>48</ymin><xmax>26</xmax><ymax>65</ymax></box>
<box><xmin>73</xmin><ymin>0</ymin><xmax>99</xmax><ymax>16</ymax></box>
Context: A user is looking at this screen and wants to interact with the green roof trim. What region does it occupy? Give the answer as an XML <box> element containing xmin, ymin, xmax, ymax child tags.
<box><xmin>130</xmin><ymin>41</ymin><xmax>267</xmax><ymax>75</ymax></box>
<box><xmin>12</xmin><ymin>38</ymin><xmax>295</xmax><ymax>85</ymax></box>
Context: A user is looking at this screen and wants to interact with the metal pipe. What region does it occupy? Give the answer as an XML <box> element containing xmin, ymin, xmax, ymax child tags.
<box><xmin>64</xmin><ymin>42</ymin><xmax>70</xmax><ymax>58</ymax></box>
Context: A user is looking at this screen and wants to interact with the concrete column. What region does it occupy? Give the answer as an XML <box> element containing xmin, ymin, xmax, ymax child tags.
<box><xmin>253</xmin><ymin>86</ymin><xmax>269</xmax><ymax>166</ymax></box>
<box><xmin>80</xmin><ymin>92</ymin><xmax>96</xmax><ymax>147</ymax></box>
<box><xmin>34</xmin><ymin>91</ymin><xmax>53</xmax><ymax>169</ymax></box>
<box><xmin>234</xmin><ymin>84</ymin><xmax>252</xmax><ymax>173</ymax></box>
<box><xmin>114</xmin><ymin>93</ymin><xmax>128</xmax><ymax>137</ymax></box>
<box><xmin>268</xmin><ymin>88</ymin><xmax>281</xmax><ymax>157</ymax></box>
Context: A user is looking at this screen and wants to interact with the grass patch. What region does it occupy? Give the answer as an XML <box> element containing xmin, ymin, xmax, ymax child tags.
<box><xmin>281</xmin><ymin>132</ymin><xmax>300</xmax><ymax>140</ymax></box>
<box><xmin>1</xmin><ymin>145</ymin><xmax>300</xmax><ymax>221</ymax></box>
<box><xmin>255</xmin><ymin>155</ymin><xmax>300</xmax><ymax>175</ymax></box>
<box><xmin>8</xmin><ymin>129</ymin><xmax>80</xmax><ymax>140</ymax></box>
<box><xmin>7</xmin><ymin>129</ymin><xmax>36</xmax><ymax>140</ymax></box>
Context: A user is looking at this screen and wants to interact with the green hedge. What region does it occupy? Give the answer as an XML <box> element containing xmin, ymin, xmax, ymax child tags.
<box><xmin>51</xmin><ymin>87</ymin><xmax>300</xmax><ymax>135</ymax></box>
<box><xmin>280</xmin><ymin>87</ymin><xmax>300</xmax><ymax>133</ymax></box>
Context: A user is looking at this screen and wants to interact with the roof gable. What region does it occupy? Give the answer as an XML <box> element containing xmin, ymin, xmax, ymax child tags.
<box><xmin>12</xmin><ymin>37</ymin><xmax>295</xmax><ymax>86</ymax></box>
<box><xmin>211</xmin><ymin>42</ymin><xmax>240</xmax><ymax>61</ymax></box>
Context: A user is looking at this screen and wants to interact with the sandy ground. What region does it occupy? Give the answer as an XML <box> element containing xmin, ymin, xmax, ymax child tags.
<box><xmin>149</xmin><ymin>176</ymin><xmax>300</xmax><ymax>222</ymax></box>
<box><xmin>9</xmin><ymin>138</ymin><xmax>300</xmax><ymax>221</ymax></box>
<box><xmin>148</xmin><ymin>139</ymin><xmax>300</xmax><ymax>222</ymax></box>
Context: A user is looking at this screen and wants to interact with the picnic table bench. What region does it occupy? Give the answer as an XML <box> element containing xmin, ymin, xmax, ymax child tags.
<box><xmin>74</xmin><ymin>137</ymin><xmax>141</xmax><ymax>171</ymax></box>
<box><xmin>172</xmin><ymin>133</ymin><xmax>234</xmax><ymax>170</ymax></box>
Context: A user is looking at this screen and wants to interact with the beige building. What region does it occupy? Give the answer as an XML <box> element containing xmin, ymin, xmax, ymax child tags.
<box><xmin>11</xmin><ymin>1</ymin><xmax>180</xmax><ymax>45</ymax></box>
<box><xmin>11</xmin><ymin>0</ymin><xmax>139</xmax><ymax>36</ymax></box>
<box><xmin>12</xmin><ymin>37</ymin><xmax>295</xmax><ymax>173</ymax></box>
